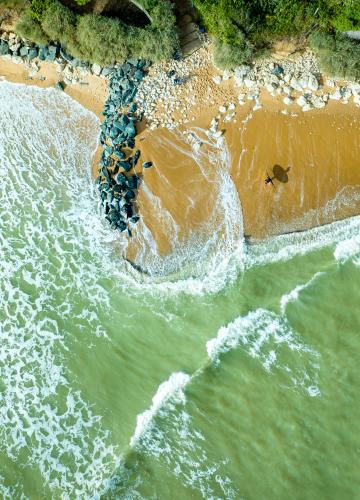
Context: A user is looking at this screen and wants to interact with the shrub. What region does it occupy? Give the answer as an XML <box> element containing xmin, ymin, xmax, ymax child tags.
<box><xmin>41</xmin><ymin>0</ymin><xmax>77</xmax><ymax>50</ymax></box>
<box><xmin>213</xmin><ymin>37</ymin><xmax>255</xmax><ymax>69</ymax></box>
<box><xmin>76</xmin><ymin>14</ymin><xmax>130</xmax><ymax>64</ymax></box>
<box><xmin>19</xmin><ymin>0</ymin><xmax>179</xmax><ymax>65</ymax></box>
<box><xmin>15</xmin><ymin>10</ymin><xmax>50</xmax><ymax>45</ymax></box>
<box><xmin>29</xmin><ymin>0</ymin><xmax>54</xmax><ymax>21</ymax></box>
<box><xmin>309</xmin><ymin>31</ymin><xmax>360</xmax><ymax>80</ymax></box>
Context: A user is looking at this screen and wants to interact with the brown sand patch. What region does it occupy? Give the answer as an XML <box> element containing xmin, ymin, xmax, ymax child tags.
<box><xmin>0</xmin><ymin>58</ymin><xmax>108</xmax><ymax>117</ymax></box>
<box><xmin>126</xmin><ymin>99</ymin><xmax>360</xmax><ymax>262</ymax></box>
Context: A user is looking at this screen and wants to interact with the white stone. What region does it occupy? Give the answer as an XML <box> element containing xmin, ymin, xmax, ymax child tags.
<box><xmin>222</xmin><ymin>70</ymin><xmax>231</xmax><ymax>81</ymax></box>
<box><xmin>326</xmin><ymin>79</ymin><xmax>335</xmax><ymax>87</ymax></box>
<box><xmin>224</xmin><ymin>113</ymin><xmax>235</xmax><ymax>122</ymax></box>
<box><xmin>234</xmin><ymin>65</ymin><xmax>250</xmax><ymax>79</ymax></box>
<box><xmin>266</xmin><ymin>83</ymin><xmax>276</xmax><ymax>92</ymax></box>
<box><xmin>283</xmin><ymin>96</ymin><xmax>292</xmax><ymax>105</ymax></box>
<box><xmin>219</xmin><ymin>105</ymin><xmax>226</xmax><ymax>113</ymax></box>
<box><xmin>329</xmin><ymin>89</ymin><xmax>341</xmax><ymax>100</ymax></box>
<box><xmin>302</xmin><ymin>104</ymin><xmax>312</xmax><ymax>112</ymax></box>
<box><xmin>296</xmin><ymin>95</ymin><xmax>307</xmax><ymax>107</ymax></box>
<box><xmin>283</xmin><ymin>86</ymin><xmax>291</xmax><ymax>95</ymax></box>
<box><xmin>312</xmin><ymin>96</ymin><xmax>326</xmax><ymax>108</ymax></box>
<box><xmin>307</xmin><ymin>74</ymin><xmax>319</xmax><ymax>91</ymax></box>
<box><xmin>244</xmin><ymin>78</ymin><xmax>256</xmax><ymax>88</ymax></box>
<box><xmin>92</xmin><ymin>63</ymin><xmax>101</xmax><ymax>76</ymax></box>
<box><xmin>290</xmin><ymin>78</ymin><xmax>302</xmax><ymax>91</ymax></box>
<box><xmin>228</xmin><ymin>103</ymin><xmax>236</xmax><ymax>110</ymax></box>
<box><xmin>212</xmin><ymin>75</ymin><xmax>222</xmax><ymax>85</ymax></box>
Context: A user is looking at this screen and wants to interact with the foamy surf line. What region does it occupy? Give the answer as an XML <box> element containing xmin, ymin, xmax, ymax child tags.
<box><xmin>245</xmin><ymin>214</ymin><xmax>360</xmax><ymax>270</ymax></box>
<box><xmin>206</xmin><ymin>308</ymin><xmax>321</xmax><ymax>397</ymax></box>
<box><xmin>124</xmin><ymin>371</ymin><xmax>238</xmax><ymax>499</ymax></box>
<box><xmin>0</xmin><ymin>82</ymin><xmax>123</xmax><ymax>496</ymax></box>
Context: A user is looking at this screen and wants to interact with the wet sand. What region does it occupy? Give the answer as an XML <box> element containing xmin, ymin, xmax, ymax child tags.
<box><xmin>0</xmin><ymin>58</ymin><xmax>107</xmax><ymax>117</ymax></box>
<box><xmin>130</xmin><ymin>99</ymin><xmax>360</xmax><ymax>263</ymax></box>
<box><xmin>2</xmin><ymin>56</ymin><xmax>360</xmax><ymax>260</ymax></box>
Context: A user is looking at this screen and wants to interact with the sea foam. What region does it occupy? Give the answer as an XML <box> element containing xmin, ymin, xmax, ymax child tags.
<box><xmin>206</xmin><ymin>308</ymin><xmax>321</xmax><ymax>397</ymax></box>
<box><xmin>0</xmin><ymin>82</ymin><xmax>119</xmax><ymax>497</ymax></box>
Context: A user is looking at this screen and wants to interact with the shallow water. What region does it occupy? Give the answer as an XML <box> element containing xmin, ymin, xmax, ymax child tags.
<box><xmin>1</xmin><ymin>83</ymin><xmax>360</xmax><ymax>499</ymax></box>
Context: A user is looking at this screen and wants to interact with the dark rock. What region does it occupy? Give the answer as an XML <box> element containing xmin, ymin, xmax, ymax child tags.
<box><xmin>143</xmin><ymin>161</ymin><xmax>153</xmax><ymax>169</ymax></box>
<box><xmin>55</xmin><ymin>81</ymin><xmax>64</xmax><ymax>91</ymax></box>
<box><xmin>19</xmin><ymin>46</ymin><xmax>29</xmax><ymax>57</ymax></box>
<box><xmin>38</xmin><ymin>47</ymin><xmax>48</xmax><ymax>61</ymax></box>
<box><xmin>272</xmin><ymin>64</ymin><xmax>284</xmax><ymax>76</ymax></box>
<box><xmin>118</xmin><ymin>161</ymin><xmax>132</xmax><ymax>172</ymax></box>
<box><xmin>28</xmin><ymin>48</ymin><xmax>38</xmax><ymax>60</ymax></box>
<box><xmin>125</xmin><ymin>122</ymin><xmax>136</xmax><ymax>138</ymax></box>
<box><xmin>125</xmin><ymin>190</ymin><xmax>136</xmax><ymax>201</ymax></box>
<box><xmin>134</xmin><ymin>69</ymin><xmax>144</xmax><ymax>80</ymax></box>
<box><xmin>0</xmin><ymin>43</ymin><xmax>10</xmax><ymax>56</ymax></box>
<box><xmin>47</xmin><ymin>45</ymin><xmax>58</xmax><ymax>61</ymax></box>
<box><xmin>116</xmin><ymin>173</ymin><xmax>127</xmax><ymax>185</ymax></box>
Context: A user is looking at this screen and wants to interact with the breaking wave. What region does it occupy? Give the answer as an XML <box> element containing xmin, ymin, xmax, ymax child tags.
<box><xmin>0</xmin><ymin>82</ymin><xmax>119</xmax><ymax>496</ymax></box>
<box><xmin>206</xmin><ymin>308</ymin><xmax>321</xmax><ymax>397</ymax></box>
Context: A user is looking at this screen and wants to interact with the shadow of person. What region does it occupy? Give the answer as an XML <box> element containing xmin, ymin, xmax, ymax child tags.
<box><xmin>272</xmin><ymin>164</ymin><xmax>291</xmax><ymax>183</ymax></box>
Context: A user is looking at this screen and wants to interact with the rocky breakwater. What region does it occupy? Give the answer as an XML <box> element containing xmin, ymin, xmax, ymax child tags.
<box><xmin>95</xmin><ymin>60</ymin><xmax>154</xmax><ymax>237</ymax></box>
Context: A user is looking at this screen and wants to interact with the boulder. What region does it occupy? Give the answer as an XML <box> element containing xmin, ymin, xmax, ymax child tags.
<box><xmin>307</xmin><ymin>74</ymin><xmax>319</xmax><ymax>91</ymax></box>
<box><xmin>38</xmin><ymin>47</ymin><xmax>48</xmax><ymax>61</ymax></box>
<box><xmin>92</xmin><ymin>63</ymin><xmax>102</xmax><ymax>76</ymax></box>
<box><xmin>47</xmin><ymin>45</ymin><xmax>58</xmax><ymax>61</ymax></box>
<box><xmin>101</xmin><ymin>67</ymin><xmax>112</xmax><ymax>77</ymax></box>
<box><xmin>0</xmin><ymin>43</ymin><xmax>10</xmax><ymax>56</ymax></box>
<box><xmin>28</xmin><ymin>48</ymin><xmax>38</xmax><ymax>61</ymax></box>
<box><xmin>55</xmin><ymin>81</ymin><xmax>64</xmax><ymax>91</ymax></box>
<box><xmin>296</xmin><ymin>95</ymin><xmax>307</xmax><ymax>107</ymax></box>
<box><xmin>19</xmin><ymin>46</ymin><xmax>29</xmax><ymax>57</ymax></box>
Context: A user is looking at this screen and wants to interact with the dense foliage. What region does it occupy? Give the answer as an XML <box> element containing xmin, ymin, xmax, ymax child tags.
<box><xmin>194</xmin><ymin>0</ymin><xmax>360</xmax><ymax>68</ymax></box>
<box><xmin>309</xmin><ymin>31</ymin><xmax>360</xmax><ymax>80</ymax></box>
<box><xmin>15</xmin><ymin>0</ymin><xmax>178</xmax><ymax>64</ymax></box>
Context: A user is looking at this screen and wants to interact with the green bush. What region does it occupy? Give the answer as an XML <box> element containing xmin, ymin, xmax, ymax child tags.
<box><xmin>38</xmin><ymin>0</ymin><xmax>177</xmax><ymax>65</ymax></box>
<box><xmin>41</xmin><ymin>0</ymin><xmax>77</xmax><ymax>49</ymax></box>
<box><xmin>29</xmin><ymin>0</ymin><xmax>54</xmax><ymax>21</ymax></box>
<box><xmin>213</xmin><ymin>37</ymin><xmax>255</xmax><ymax>69</ymax></box>
<box><xmin>309</xmin><ymin>31</ymin><xmax>360</xmax><ymax>80</ymax></box>
<box><xmin>15</xmin><ymin>10</ymin><xmax>49</xmax><ymax>45</ymax></box>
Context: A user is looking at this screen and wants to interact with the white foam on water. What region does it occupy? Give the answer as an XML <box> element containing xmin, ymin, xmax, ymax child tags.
<box><xmin>245</xmin><ymin>214</ymin><xmax>360</xmax><ymax>270</ymax></box>
<box><xmin>207</xmin><ymin>309</ymin><xmax>321</xmax><ymax>397</ymax></box>
<box><xmin>280</xmin><ymin>271</ymin><xmax>325</xmax><ymax>314</ymax></box>
<box><xmin>113</xmin><ymin>125</ymin><xmax>246</xmax><ymax>296</ymax></box>
<box><xmin>0</xmin><ymin>82</ymin><xmax>120</xmax><ymax>497</ymax></box>
<box><xmin>130</xmin><ymin>372</ymin><xmax>190</xmax><ymax>448</ymax></box>
<box><xmin>129</xmin><ymin>372</ymin><xmax>238</xmax><ymax>499</ymax></box>
<box><xmin>334</xmin><ymin>232</ymin><xmax>360</xmax><ymax>267</ymax></box>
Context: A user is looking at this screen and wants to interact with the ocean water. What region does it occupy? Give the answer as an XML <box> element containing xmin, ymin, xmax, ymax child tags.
<box><xmin>1</xmin><ymin>82</ymin><xmax>360</xmax><ymax>499</ymax></box>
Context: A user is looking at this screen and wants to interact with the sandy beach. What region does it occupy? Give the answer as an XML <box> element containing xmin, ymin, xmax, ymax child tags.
<box><xmin>1</xmin><ymin>51</ymin><xmax>360</xmax><ymax>257</ymax></box>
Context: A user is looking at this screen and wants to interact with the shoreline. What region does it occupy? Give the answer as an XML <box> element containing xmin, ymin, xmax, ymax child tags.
<box><xmin>1</xmin><ymin>42</ymin><xmax>360</xmax><ymax>248</ymax></box>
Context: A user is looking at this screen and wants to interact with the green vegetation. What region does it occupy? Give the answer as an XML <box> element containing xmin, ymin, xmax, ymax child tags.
<box><xmin>309</xmin><ymin>31</ymin><xmax>360</xmax><ymax>80</ymax></box>
<box><xmin>15</xmin><ymin>0</ymin><xmax>178</xmax><ymax>64</ymax></box>
<box><xmin>194</xmin><ymin>0</ymin><xmax>360</xmax><ymax>69</ymax></box>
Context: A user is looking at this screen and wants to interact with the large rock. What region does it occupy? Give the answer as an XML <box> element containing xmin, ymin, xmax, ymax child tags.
<box><xmin>92</xmin><ymin>63</ymin><xmax>102</xmax><ymax>76</ymax></box>
<box><xmin>28</xmin><ymin>48</ymin><xmax>38</xmax><ymax>61</ymax></box>
<box><xmin>307</xmin><ymin>74</ymin><xmax>319</xmax><ymax>92</ymax></box>
<box><xmin>47</xmin><ymin>45</ymin><xmax>58</xmax><ymax>61</ymax></box>
<box><xmin>19</xmin><ymin>46</ymin><xmax>29</xmax><ymax>57</ymax></box>
<box><xmin>0</xmin><ymin>43</ymin><xmax>9</xmax><ymax>56</ymax></box>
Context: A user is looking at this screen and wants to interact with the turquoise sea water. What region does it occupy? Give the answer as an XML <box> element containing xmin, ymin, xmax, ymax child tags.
<box><xmin>1</xmin><ymin>82</ymin><xmax>360</xmax><ymax>499</ymax></box>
